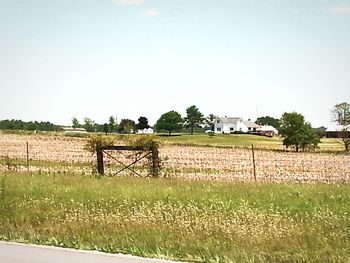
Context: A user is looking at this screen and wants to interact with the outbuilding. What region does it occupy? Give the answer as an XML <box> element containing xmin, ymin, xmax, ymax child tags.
<box><xmin>60</xmin><ymin>127</ymin><xmax>87</xmax><ymax>134</ymax></box>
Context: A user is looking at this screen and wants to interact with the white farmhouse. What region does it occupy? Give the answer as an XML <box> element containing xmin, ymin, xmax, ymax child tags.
<box><xmin>214</xmin><ymin>117</ymin><xmax>248</xmax><ymax>134</ymax></box>
<box><xmin>137</xmin><ymin>128</ymin><xmax>154</xmax><ymax>134</ymax></box>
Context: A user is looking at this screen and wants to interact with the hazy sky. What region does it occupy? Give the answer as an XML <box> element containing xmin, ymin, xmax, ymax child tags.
<box><xmin>1</xmin><ymin>0</ymin><xmax>349</xmax><ymax>127</ymax></box>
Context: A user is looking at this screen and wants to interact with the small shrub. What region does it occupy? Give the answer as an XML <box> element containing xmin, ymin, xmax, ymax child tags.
<box><xmin>127</xmin><ymin>135</ymin><xmax>160</xmax><ymax>151</ymax></box>
<box><xmin>208</xmin><ymin>132</ymin><xmax>215</xmax><ymax>138</ymax></box>
<box><xmin>85</xmin><ymin>134</ymin><xmax>114</xmax><ymax>154</ymax></box>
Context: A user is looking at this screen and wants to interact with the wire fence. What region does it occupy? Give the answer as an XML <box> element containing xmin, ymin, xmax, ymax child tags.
<box><xmin>0</xmin><ymin>134</ymin><xmax>349</xmax><ymax>183</ymax></box>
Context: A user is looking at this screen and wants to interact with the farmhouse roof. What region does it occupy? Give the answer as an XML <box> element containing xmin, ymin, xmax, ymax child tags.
<box><xmin>244</xmin><ymin>120</ymin><xmax>260</xmax><ymax>129</ymax></box>
<box><xmin>217</xmin><ymin>117</ymin><xmax>243</xmax><ymax>124</ymax></box>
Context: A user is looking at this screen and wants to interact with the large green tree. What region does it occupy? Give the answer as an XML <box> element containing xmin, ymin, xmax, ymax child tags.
<box><xmin>83</xmin><ymin>117</ymin><xmax>95</xmax><ymax>132</ymax></box>
<box><xmin>72</xmin><ymin>117</ymin><xmax>80</xmax><ymax>129</ymax></box>
<box><xmin>155</xmin><ymin>111</ymin><xmax>183</xmax><ymax>135</ymax></box>
<box><xmin>331</xmin><ymin>102</ymin><xmax>350</xmax><ymax>151</ymax></box>
<box><xmin>103</xmin><ymin>123</ymin><xmax>109</xmax><ymax>135</ymax></box>
<box><xmin>118</xmin><ymin>119</ymin><xmax>136</xmax><ymax>134</ymax></box>
<box><xmin>184</xmin><ymin>105</ymin><xmax>205</xmax><ymax>135</ymax></box>
<box><xmin>136</xmin><ymin>116</ymin><xmax>150</xmax><ymax>131</ymax></box>
<box><xmin>108</xmin><ymin>116</ymin><xmax>117</xmax><ymax>133</ymax></box>
<box><xmin>205</xmin><ymin>113</ymin><xmax>217</xmax><ymax>131</ymax></box>
<box><xmin>279</xmin><ymin>112</ymin><xmax>320</xmax><ymax>152</ymax></box>
<box><xmin>256</xmin><ymin>116</ymin><xmax>280</xmax><ymax>130</ymax></box>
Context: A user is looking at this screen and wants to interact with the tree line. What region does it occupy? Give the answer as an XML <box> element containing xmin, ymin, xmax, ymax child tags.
<box><xmin>71</xmin><ymin>105</ymin><xmax>210</xmax><ymax>135</ymax></box>
<box><xmin>0</xmin><ymin>119</ymin><xmax>58</xmax><ymax>131</ymax></box>
<box><xmin>71</xmin><ymin>116</ymin><xmax>151</xmax><ymax>134</ymax></box>
<box><xmin>1</xmin><ymin>102</ymin><xmax>349</xmax><ymax>152</ymax></box>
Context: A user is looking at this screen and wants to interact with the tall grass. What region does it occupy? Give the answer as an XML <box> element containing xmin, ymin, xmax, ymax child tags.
<box><xmin>0</xmin><ymin>172</ymin><xmax>349</xmax><ymax>262</ymax></box>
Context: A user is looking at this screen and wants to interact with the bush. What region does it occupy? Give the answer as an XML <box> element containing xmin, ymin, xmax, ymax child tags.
<box><xmin>126</xmin><ymin>135</ymin><xmax>160</xmax><ymax>151</ymax></box>
<box><xmin>85</xmin><ymin>134</ymin><xmax>114</xmax><ymax>154</ymax></box>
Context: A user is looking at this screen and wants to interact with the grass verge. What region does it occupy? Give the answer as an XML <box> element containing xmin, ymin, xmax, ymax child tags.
<box><xmin>0</xmin><ymin>172</ymin><xmax>349</xmax><ymax>262</ymax></box>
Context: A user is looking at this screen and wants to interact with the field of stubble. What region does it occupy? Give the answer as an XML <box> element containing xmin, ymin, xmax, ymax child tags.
<box><xmin>0</xmin><ymin>133</ymin><xmax>349</xmax><ymax>183</ymax></box>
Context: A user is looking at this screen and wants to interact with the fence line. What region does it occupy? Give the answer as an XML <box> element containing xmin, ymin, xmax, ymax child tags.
<box><xmin>0</xmin><ymin>134</ymin><xmax>349</xmax><ymax>183</ymax></box>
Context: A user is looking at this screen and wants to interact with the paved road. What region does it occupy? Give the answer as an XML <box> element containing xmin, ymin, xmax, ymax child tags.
<box><xmin>0</xmin><ymin>242</ymin><xmax>184</xmax><ymax>263</ymax></box>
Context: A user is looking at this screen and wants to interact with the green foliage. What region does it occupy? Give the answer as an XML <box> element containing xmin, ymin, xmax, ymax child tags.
<box><xmin>256</xmin><ymin>116</ymin><xmax>280</xmax><ymax>130</ymax></box>
<box><xmin>136</xmin><ymin>116</ymin><xmax>150</xmax><ymax>131</ymax></box>
<box><xmin>71</xmin><ymin>116</ymin><xmax>117</xmax><ymax>134</ymax></box>
<box><xmin>155</xmin><ymin>111</ymin><xmax>183</xmax><ymax>135</ymax></box>
<box><xmin>205</xmin><ymin>113</ymin><xmax>217</xmax><ymax>131</ymax></box>
<box><xmin>332</xmin><ymin>102</ymin><xmax>350</xmax><ymax>126</ymax></box>
<box><xmin>279</xmin><ymin>112</ymin><xmax>320</xmax><ymax>152</ymax></box>
<box><xmin>0</xmin><ymin>119</ymin><xmax>58</xmax><ymax>131</ymax></box>
<box><xmin>103</xmin><ymin>123</ymin><xmax>108</xmax><ymax>135</ymax></box>
<box><xmin>1</xmin><ymin>172</ymin><xmax>350</xmax><ymax>262</ymax></box>
<box><xmin>331</xmin><ymin>102</ymin><xmax>350</xmax><ymax>152</ymax></box>
<box><xmin>0</xmin><ymin>174</ymin><xmax>6</xmax><ymax>199</ymax></box>
<box><xmin>72</xmin><ymin>117</ymin><xmax>80</xmax><ymax>129</ymax></box>
<box><xmin>127</xmin><ymin>135</ymin><xmax>159</xmax><ymax>151</ymax></box>
<box><xmin>126</xmin><ymin>135</ymin><xmax>161</xmax><ymax>176</ymax></box>
<box><xmin>83</xmin><ymin>117</ymin><xmax>95</xmax><ymax>132</ymax></box>
<box><xmin>118</xmin><ymin>119</ymin><xmax>136</xmax><ymax>134</ymax></box>
<box><xmin>108</xmin><ymin>116</ymin><xmax>117</xmax><ymax>133</ymax></box>
<box><xmin>184</xmin><ymin>105</ymin><xmax>205</xmax><ymax>135</ymax></box>
<box><xmin>84</xmin><ymin>134</ymin><xmax>114</xmax><ymax>154</ymax></box>
<box><xmin>160</xmin><ymin>133</ymin><xmax>283</xmax><ymax>149</ymax></box>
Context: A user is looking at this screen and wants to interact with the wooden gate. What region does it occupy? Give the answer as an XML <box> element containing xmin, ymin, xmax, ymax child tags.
<box><xmin>95</xmin><ymin>145</ymin><xmax>160</xmax><ymax>177</ymax></box>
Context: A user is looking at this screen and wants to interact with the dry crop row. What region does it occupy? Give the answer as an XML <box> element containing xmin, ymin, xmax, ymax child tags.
<box><xmin>161</xmin><ymin>145</ymin><xmax>350</xmax><ymax>183</ymax></box>
<box><xmin>0</xmin><ymin>134</ymin><xmax>349</xmax><ymax>183</ymax></box>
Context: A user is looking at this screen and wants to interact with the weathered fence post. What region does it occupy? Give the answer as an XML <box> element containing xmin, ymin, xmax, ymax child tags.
<box><xmin>151</xmin><ymin>146</ymin><xmax>160</xmax><ymax>177</ymax></box>
<box><xmin>96</xmin><ymin>146</ymin><xmax>104</xmax><ymax>175</ymax></box>
<box><xmin>26</xmin><ymin>141</ymin><xmax>29</xmax><ymax>171</ymax></box>
<box><xmin>251</xmin><ymin>144</ymin><xmax>257</xmax><ymax>181</ymax></box>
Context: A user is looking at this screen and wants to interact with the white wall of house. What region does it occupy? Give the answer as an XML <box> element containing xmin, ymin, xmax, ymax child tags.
<box><xmin>223</xmin><ymin>123</ymin><xmax>235</xmax><ymax>133</ymax></box>
<box><xmin>214</xmin><ymin>122</ymin><xmax>223</xmax><ymax>133</ymax></box>
<box><xmin>236</xmin><ymin>120</ymin><xmax>248</xmax><ymax>133</ymax></box>
<box><xmin>214</xmin><ymin>117</ymin><xmax>248</xmax><ymax>134</ymax></box>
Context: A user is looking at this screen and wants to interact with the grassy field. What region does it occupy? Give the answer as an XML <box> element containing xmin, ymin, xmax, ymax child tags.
<box><xmin>1</xmin><ymin>172</ymin><xmax>349</xmax><ymax>262</ymax></box>
<box><xmin>159</xmin><ymin>134</ymin><xmax>283</xmax><ymax>149</ymax></box>
<box><xmin>158</xmin><ymin>133</ymin><xmax>345</xmax><ymax>152</ymax></box>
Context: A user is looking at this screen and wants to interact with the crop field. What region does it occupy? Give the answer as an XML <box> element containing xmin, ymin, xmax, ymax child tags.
<box><xmin>0</xmin><ymin>133</ymin><xmax>349</xmax><ymax>183</ymax></box>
